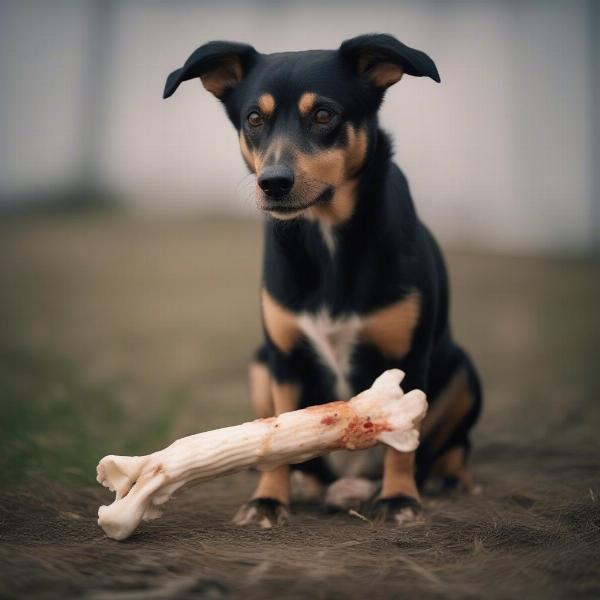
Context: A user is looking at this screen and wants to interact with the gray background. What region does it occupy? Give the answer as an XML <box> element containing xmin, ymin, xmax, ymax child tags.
<box><xmin>1</xmin><ymin>0</ymin><xmax>598</xmax><ymax>253</ymax></box>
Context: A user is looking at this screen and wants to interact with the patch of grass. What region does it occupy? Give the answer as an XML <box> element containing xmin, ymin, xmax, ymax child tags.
<box><xmin>0</xmin><ymin>336</ymin><xmax>184</xmax><ymax>486</ymax></box>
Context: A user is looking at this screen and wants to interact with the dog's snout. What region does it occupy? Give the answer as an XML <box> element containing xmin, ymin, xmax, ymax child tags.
<box><xmin>258</xmin><ymin>165</ymin><xmax>294</xmax><ymax>198</ymax></box>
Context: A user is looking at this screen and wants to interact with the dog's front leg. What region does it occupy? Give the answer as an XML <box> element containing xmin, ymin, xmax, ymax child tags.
<box><xmin>233</xmin><ymin>358</ymin><xmax>300</xmax><ymax>528</ymax></box>
<box><xmin>372</xmin><ymin>361</ymin><xmax>427</xmax><ymax>525</ymax></box>
<box><xmin>375</xmin><ymin>447</ymin><xmax>422</xmax><ymax>524</ymax></box>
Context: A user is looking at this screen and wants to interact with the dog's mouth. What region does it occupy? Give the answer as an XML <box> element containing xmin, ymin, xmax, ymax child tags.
<box><xmin>261</xmin><ymin>187</ymin><xmax>334</xmax><ymax>217</ymax></box>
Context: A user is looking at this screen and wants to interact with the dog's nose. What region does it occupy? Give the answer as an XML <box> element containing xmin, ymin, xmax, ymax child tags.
<box><xmin>258</xmin><ymin>165</ymin><xmax>294</xmax><ymax>198</ymax></box>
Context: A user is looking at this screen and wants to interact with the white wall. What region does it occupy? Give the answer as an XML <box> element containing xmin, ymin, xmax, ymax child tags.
<box><xmin>0</xmin><ymin>0</ymin><xmax>90</xmax><ymax>200</ymax></box>
<box><xmin>0</xmin><ymin>0</ymin><xmax>597</xmax><ymax>253</ymax></box>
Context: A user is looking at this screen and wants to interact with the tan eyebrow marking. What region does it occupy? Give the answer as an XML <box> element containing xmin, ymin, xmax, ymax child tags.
<box><xmin>298</xmin><ymin>92</ymin><xmax>317</xmax><ymax>116</ymax></box>
<box><xmin>258</xmin><ymin>93</ymin><xmax>276</xmax><ymax>117</ymax></box>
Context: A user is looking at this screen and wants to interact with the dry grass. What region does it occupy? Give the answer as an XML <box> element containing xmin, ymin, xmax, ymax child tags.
<box><xmin>0</xmin><ymin>216</ymin><xmax>599</xmax><ymax>599</ymax></box>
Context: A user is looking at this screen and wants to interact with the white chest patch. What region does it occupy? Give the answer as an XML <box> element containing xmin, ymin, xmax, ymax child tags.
<box><xmin>319</xmin><ymin>222</ymin><xmax>336</xmax><ymax>255</ymax></box>
<box><xmin>297</xmin><ymin>310</ymin><xmax>363</xmax><ymax>399</ymax></box>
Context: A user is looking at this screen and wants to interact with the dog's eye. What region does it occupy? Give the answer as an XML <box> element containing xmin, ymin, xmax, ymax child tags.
<box><xmin>247</xmin><ymin>111</ymin><xmax>264</xmax><ymax>127</ymax></box>
<box><xmin>313</xmin><ymin>109</ymin><xmax>332</xmax><ymax>125</ymax></box>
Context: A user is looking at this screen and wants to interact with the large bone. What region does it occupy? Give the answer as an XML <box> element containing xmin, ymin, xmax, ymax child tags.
<box><xmin>96</xmin><ymin>369</ymin><xmax>427</xmax><ymax>540</ymax></box>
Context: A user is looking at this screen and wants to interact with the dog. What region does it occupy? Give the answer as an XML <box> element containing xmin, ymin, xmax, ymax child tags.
<box><xmin>164</xmin><ymin>33</ymin><xmax>482</xmax><ymax>527</ymax></box>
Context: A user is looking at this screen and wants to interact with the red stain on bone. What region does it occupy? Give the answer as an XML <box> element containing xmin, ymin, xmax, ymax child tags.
<box><xmin>339</xmin><ymin>418</ymin><xmax>393</xmax><ymax>450</ymax></box>
<box><xmin>320</xmin><ymin>416</ymin><xmax>337</xmax><ymax>426</ymax></box>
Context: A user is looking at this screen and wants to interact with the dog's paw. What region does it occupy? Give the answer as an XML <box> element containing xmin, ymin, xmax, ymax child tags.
<box><xmin>440</xmin><ymin>474</ymin><xmax>483</xmax><ymax>496</ymax></box>
<box><xmin>232</xmin><ymin>498</ymin><xmax>289</xmax><ymax>529</ymax></box>
<box><xmin>324</xmin><ymin>477</ymin><xmax>378</xmax><ymax>512</ymax></box>
<box><xmin>290</xmin><ymin>471</ymin><xmax>325</xmax><ymax>504</ymax></box>
<box><xmin>370</xmin><ymin>495</ymin><xmax>424</xmax><ymax>526</ymax></box>
<box><xmin>424</xmin><ymin>472</ymin><xmax>482</xmax><ymax>497</ymax></box>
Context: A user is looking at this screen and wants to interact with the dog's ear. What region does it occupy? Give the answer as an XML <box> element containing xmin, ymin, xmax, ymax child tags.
<box><xmin>163</xmin><ymin>41</ymin><xmax>258</xmax><ymax>99</ymax></box>
<box><xmin>339</xmin><ymin>34</ymin><xmax>440</xmax><ymax>89</ymax></box>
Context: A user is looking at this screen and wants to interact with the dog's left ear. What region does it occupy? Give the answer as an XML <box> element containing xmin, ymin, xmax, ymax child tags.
<box><xmin>339</xmin><ymin>33</ymin><xmax>440</xmax><ymax>89</ymax></box>
<box><xmin>163</xmin><ymin>41</ymin><xmax>258</xmax><ymax>99</ymax></box>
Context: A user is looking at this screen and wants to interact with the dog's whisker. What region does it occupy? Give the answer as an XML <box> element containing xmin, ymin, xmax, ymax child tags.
<box><xmin>236</xmin><ymin>173</ymin><xmax>255</xmax><ymax>190</ymax></box>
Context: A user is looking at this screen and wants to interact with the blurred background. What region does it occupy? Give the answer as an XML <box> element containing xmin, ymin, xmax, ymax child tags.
<box><xmin>1</xmin><ymin>2</ymin><xmax>599</xmax><ymax>597</ymax></box>
<box><xmin>1</xmin><ymin>0</ymin><xmax>599</xmax><ymax>252</ymax></box>
<box><xmin>0</xmin><ymin>0</ymin><xmax>598</xmax><ymax>482</ymax></box>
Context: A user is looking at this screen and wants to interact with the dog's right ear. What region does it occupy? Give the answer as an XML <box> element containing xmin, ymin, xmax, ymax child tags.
<box><xmin>163</xmin><ymin>41</ymin><xmax>257</xmax><ymax>99</ymax></box>
<box><xmin>339</xmin><ymin>34</ymin><xmax>440</xmax><ymax>89</ymax></box>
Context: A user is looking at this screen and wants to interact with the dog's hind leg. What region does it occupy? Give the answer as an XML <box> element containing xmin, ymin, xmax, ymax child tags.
<box><xmin>418</xmin><ymin>348</ymin><xmax>482</xmax><ymax>494</ymax></box>
<box><xmin>428</xmin><ymin>445</ymin><xmax>479</xmax><ymax>494</ymax></box>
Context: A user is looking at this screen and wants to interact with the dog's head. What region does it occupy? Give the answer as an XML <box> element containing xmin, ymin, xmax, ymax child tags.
<box><xmin>164</xmin><ymin>34</ymin><xmax>439</xmax><ymax>222</ymax></box>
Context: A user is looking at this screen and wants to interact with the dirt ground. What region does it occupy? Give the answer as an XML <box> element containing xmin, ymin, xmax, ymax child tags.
<box><xmin>1</xmin><ymin>216</ymin><xmax>599</xmax><ymax>599</ymax></box>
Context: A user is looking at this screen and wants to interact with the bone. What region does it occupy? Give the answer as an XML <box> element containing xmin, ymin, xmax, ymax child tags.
<box><xmin>96</xmin><ymin>369</ymin><xmax>427</xmax><ymax>540</ymax></box>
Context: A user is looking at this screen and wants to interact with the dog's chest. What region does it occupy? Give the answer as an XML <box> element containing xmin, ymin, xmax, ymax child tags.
<box><xmin>297</xmin><ymin>310</ymin><xmax>362</xmax><ymax>399</ymax></box>
<box><xmin>261</xmin><ymin>288</ymin><xmax>421</xmax><ymax>399</ymax></box>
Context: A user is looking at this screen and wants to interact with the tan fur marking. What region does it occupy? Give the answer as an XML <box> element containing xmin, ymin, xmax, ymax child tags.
<box><xmin>271</xmin><ymin>380</ymin><xmax>300</xmax><ymax>415</ymax></box>
<box><xmin>308</xmin><ymin>179</ymin><xmax>358</xmax><ymax>224</ymax></box>
<box><xmin>362</xmin><ymin>290</ymin><xmax>421</xmax><ymax>358</ymax></box>
<box><xmin>258</xmin><ymin>93</ymin><xmax>276</xmax><ymax>117</ymax></box>
<box><xmin>248</xmin><ymin>361</ymin><xmax>272</xmax><ymax>418</ymax></box>
<box><xmin>331</xmin><ymin>179</ymin><xmax>358</xmax><ymax>222</ymax></box>
<box><xmin>298</xmin><ymin>92</ymin><xmax>317</xmax><ymax>116</ymax></box>
<box><xmin>296</xmin><ymin>148</ymin><xmax>346</xmax><ymax>187</ymax></box>
<box><xmin>261</xmin><ymin>288</ymin><xmax>301</xmax><ymax>354</ymax></box>
<box><xmin>370</xmin><ymin>62</ymin><xmax>404</xmax><ymax>88</ymax></box>
<box><xmin>356</xmin><ymin>53</ymin><xmax>404</xmax><ymax>89</ymax></box>
<box><xmin>253</xmin><ymin>464</ymin><xmax>290</xmax><ymax>504</ymax></box>
<box><xmin>299</xmin><ymin>126</ymin><xmax>367</xmax><ymax>224</ymax></box>
<box><xmin>239</xmin><ymin>132</ymin><xmax>255</xmax><ymax>172</ymax></box>
<box><xmin>252</xmin><ymin>380</ymin><xmax>300</xmax><ymax>504</ymax></box>
<box><xmin>380</xmin><ymin>448</ymin><xmax>420</xmax><ymax>500</ymax></box>
<box><xmin>200</xmin><ymin>56</ymin><xmax>243</xmax><ymax>97</ymax></box>
<box><xmin>240</xmin><ymin>132</ymin><xmax>266</xmax><ymax>175</ymax></box>
<box><xmin>345</xmin><ymin>125</ymin><xmax>368</xmax><ymax>176</ymax></box>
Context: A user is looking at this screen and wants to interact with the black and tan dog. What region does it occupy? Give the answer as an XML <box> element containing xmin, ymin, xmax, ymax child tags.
<box><xmin>164</xmin><ymin>34</ymin><xmax>482</xmax><ymax>526</ymax></box>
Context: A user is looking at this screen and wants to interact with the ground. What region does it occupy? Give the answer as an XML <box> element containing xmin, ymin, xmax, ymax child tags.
<box><xmin>0</xmin><ymin>216</ymin><xmax>599</xmax><ymax>599</ymax></box>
